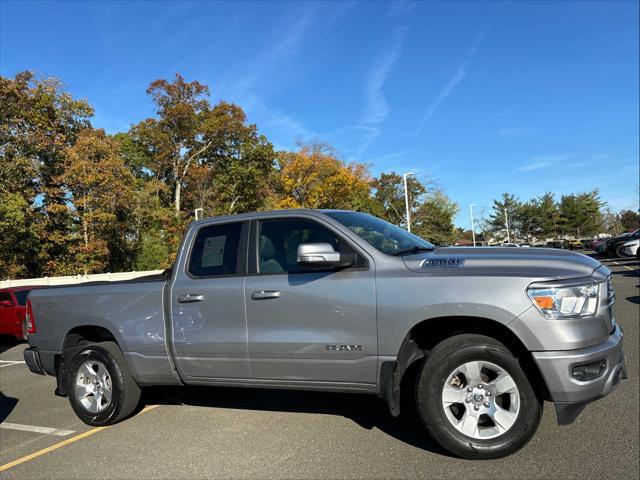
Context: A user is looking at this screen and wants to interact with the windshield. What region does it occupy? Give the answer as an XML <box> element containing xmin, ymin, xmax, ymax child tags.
<box><xmin>326</xmin><ymin>211</ymin><xmax>434</xmax><ymax>255</ymax></box>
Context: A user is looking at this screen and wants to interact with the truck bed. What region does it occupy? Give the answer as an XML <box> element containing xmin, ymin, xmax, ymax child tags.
<box><xmin>27</xmin><ymin>277</ymin><xmax>180</xmax><ymax>386</ymax></box>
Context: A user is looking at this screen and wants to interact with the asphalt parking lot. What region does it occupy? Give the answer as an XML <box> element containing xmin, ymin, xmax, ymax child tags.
<box><xmin>1</xmin><ymin>255</ymin><xmax>638</xmax><ymax>479</ymax></box>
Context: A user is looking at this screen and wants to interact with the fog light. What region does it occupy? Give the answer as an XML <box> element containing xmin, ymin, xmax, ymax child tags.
<box><xmin>572</xmin><ymin>359</ymin><xmax>607</xmax><ymax>381</ymax></box>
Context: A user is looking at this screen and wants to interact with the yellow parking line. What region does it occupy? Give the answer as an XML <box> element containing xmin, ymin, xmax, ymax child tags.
<box><xmin>0</xmin><ymin>405</ymin><xmax>159</xmax><ymax>472</ymax></box>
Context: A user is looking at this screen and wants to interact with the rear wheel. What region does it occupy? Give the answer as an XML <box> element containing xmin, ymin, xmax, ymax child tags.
<box><xmin>615</xmin><ymin>244</ymin><xmax>626</xmax><ymax>258</ymax></box>
<box><xmin>415</xmin><ymin>334</ymin><xmax>541</xmax><ymax>459</ymax></box>
<box><xmin>66</xmin><ymin>341</ymin><xmax>141</xmax><ymax>426</ymax></box>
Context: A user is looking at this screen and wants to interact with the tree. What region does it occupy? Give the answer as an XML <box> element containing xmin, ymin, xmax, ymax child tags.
<box><xmin>129</xmin><ymin>178</ymin><xmax>176</xmax><ymax>269</ymax></box>
<box><xmin>0</xmin><ymin>71</ymin><xmax>93</xmax><ymax>276</ymax></box>
<box><xmin>131</xmin><ymin>74</ymin><xmax>212</xmax><ymax>216</ymax></box>
<box><xmin>62</xmin><ymin>129</ymin><xmax>135</xmax><ymax>274</ymax></box>
<box><xmin>558</xmin><ymin>190</ymin><xmax>604</xmax><ymax>237</ymax></box>
<box><xmin>275</xmin><ymin>142</ymin><xmax>371</xmax><ymax>210</ymax></box>
<box><xmin>535</xmin><ymin>192</ymin><xmax>560</xmax><ymax>238</ymax></box>
<box><xmin>0</xmin><ymin>192</ymin><xmax>40</xmax><ymax>279</ymax></box>
<box><xmin>369</xmin><ymin>171</ymin><xmax>457</xmax><ymax>244</ymax></box>
<box><xmin>185</xmin><ymin>102</ymin><xmax>276</xmax><ymax>215</ymax></box>
<box><xmin>517</xmin><ymin>200</ymin><xmax>543</xmax><ymax>242</ymax></box>
<box><xmin>619</xmin><ymin>210</ymin><xmax>640</xmax><ymax>232</ymax></box>
<box><xmin>371</xmin><ymin>172</ymin><xmax>426</xmax><ymax>227</ymax></box>
<box><xmin>413</xmin><ymin>191</ymin><xmax>459</xmax><ymax>245</ymax></box>
<box><xmin>488</xmin><ymin>193</ymin><xmax>521</xmax><ymax>242</ymax></box>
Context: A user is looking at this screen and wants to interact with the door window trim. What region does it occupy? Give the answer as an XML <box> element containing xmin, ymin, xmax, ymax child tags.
<box><xmin>184</xmin><ymin>220</ymin><xmax>250</xmax><ymax>280</ymax></box>
<box><xmin>249</xmin><ymin>216</ymin><xmax>370</xmax><ymax>276</ymax></box>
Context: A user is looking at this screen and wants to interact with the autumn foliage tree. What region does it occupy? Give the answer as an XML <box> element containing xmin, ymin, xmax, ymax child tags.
<box><xmin>62</xmin><ymin>129</ymin><xmax>135</xmax><ymax>274</ymax></box>
<box><xmin>131</xmin><ymin>74</ymin><xmax>213</xmax><ymax>216</ymax></box>
<box><xmin>0</xmin><ymin>72</ymin><xmax>93</xmax><ymax>276</ymax></box>
<box><xmin>185</xmin><ymin>101</ymin><xmax>276</xmax><ymax>215</ymax></box>
<box><xmin>275</xmin><ymin>142</ymin><xmax>371</xmax><ymax>210</ymax></box>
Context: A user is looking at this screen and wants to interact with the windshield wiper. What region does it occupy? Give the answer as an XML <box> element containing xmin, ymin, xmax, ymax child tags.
<box><xmin>391</xmin><ymin>246</ymin><xmax>434</xmax><ymax>256</ymax></box>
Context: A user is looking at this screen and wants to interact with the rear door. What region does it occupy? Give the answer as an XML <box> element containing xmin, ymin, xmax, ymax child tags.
<box><xmin>170</xmin><ymin>220</ymin><xmax>250</xmax><ymax>380</ymax></box>
<box><xmin>244</xmin><ymin>215</ymin><xmax>377</xmax><ymax>386</ymax></box>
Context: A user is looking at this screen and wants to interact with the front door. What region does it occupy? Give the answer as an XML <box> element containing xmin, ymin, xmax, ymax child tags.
<box><xmin>244</xmin><ymin>216</ymin><xmax>377</xmax><ymax>386</ymax></box>
<box><xmin>170</xmin><ymin>220</ymin><xmax>250</xmax><ymax>380</ymax></box>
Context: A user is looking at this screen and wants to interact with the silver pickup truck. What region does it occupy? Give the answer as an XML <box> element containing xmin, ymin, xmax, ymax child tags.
<box><xmin>23</xmin><ymin>209</ymin><xmax>626</xmax><ymax>459</ymax></box>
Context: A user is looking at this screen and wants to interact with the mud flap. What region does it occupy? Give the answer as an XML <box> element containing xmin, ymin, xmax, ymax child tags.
<box><xmin>379</xmin><ymin>337</ymin><xmax>427</xmax><ymax>417</ymax></box>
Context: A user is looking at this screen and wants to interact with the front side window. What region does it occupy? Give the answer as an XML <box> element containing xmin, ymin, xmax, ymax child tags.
<box><xmin>326</xmin><ymin>211</ymin><xmax>434</xmax><ymax>255</ymax></box>
<box><xmin>258</xmin><ymin>219</ymin><xmax>361</xmax><ymax>274</ymax></box>
<box><xmin>188</xmin><ymin>222</ymin><xmax>242</xmax><ymax>277</ymax></box>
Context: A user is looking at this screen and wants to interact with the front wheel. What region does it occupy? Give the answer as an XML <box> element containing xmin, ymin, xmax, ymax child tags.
<box><xmin>415</xmin><ymin>334</ymin><xmax>542</xmax><ymax>459</ymax></box>
<box><xmin>66</xmin><ymin>341</ymin><xmax>141</xmax><ymax>426</ymax></box>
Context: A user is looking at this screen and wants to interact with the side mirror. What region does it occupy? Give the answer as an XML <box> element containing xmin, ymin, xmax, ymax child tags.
<box><xmin>297</xmin><ymin>243</ymin><xmax>356</xmax><ymax>269</ymax></box>
<box><xmin>0</xmin><ymin>299</ymin><xmax>13</xmax><ymax>307</ymax></box>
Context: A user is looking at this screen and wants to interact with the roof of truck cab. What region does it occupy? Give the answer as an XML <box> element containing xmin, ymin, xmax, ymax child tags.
<box><xmin>190</xmin><ymin>208</ymin><xmax>355</xmax><ymax>227</ymax></box>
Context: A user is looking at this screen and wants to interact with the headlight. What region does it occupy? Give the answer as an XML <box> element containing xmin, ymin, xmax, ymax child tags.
<box><xmin>528</xmin><ymin>283</ymin><xmax>599</xmax><ymax>319</ymax></box>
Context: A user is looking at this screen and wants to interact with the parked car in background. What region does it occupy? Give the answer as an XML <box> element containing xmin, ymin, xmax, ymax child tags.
<box><xmin>622</xmin><ymin>239</ymin><xmax>639</xmax><ymax>258</ymax></box>
<box><xmin>568</xmin><ymin>240</ymin><xmax>583</xmax><ymax>250</ymax></box>
<box><xmin>546</xmin><ymin>240</ymin><xmax>568</xmax><ymax>249</ymax></box>
<box><xmin>595</xmin><ymin>233</ymin><xmax>627</xmax><ymax>254</ymax></box>
<box><xmin>0</xmin><ymin>286</ymin><xmax>42</xmax><ymax>340</ymax></box>
<box><xmin>606</xmin><ymin>230</ymin><xmax>639</xmax><ymax>257</ymax></box>
<box><xmin>590</xmin><ymin>238</ymin><xmax>606</xmax><ymax>250</ymax></box>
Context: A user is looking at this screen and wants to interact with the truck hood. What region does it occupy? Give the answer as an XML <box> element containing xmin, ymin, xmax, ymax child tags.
<box><xmin>402</xmin><ymin>247</ymin><xmax>608</xmax><ymax>281</ymax></box>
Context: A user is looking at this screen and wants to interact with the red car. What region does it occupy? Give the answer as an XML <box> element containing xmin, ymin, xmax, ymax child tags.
<box><xmin>0</xmin><ymin>286</ymin><xmax>42</xmax><ymax>340</ymax></box>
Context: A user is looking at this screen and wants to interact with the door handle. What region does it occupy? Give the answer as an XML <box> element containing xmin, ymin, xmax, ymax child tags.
<box><xmin>251</xmin><ymin>290</ymin><xmax>281</xmax><ymax>300</ymax></box>
<box><xmin>178</xmin><ymin>294</ymin><xmax>204</xmax><ymax>303</ymax></box>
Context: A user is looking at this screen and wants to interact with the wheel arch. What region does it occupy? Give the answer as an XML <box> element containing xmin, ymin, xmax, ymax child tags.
<box><xmin>55</xmin><ymin>325</ymin><xmax>122</xmax><ymax>397</ymax></box>
<box><xmin>379</xmin><ymin>316</ymin><xmax>549</xmax><ymax>417</ymax></box>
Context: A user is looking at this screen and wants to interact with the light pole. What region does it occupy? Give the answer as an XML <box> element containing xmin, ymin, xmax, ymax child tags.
<box><xmin>504</xmin><ymin>208</ymin><xmax>511</xmax><ymax>244</ymax></box>
<box><xmin>469</xmin><ymin>204</ymin><xmax>476</xmax><ymax>247</ymax></box>
<box><xmin>403</xmin><ymin>172</ymin><xmax>415</xmax><ymax>232</ymax></box>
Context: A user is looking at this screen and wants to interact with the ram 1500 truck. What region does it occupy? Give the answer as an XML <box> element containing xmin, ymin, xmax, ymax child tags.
<box><xmin>23</xmin><ymin>209</ymin><xmax>626</xmax><ymax>459</ymax></box>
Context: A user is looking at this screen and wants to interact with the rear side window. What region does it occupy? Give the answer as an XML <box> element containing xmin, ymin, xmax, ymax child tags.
<box><xmin>188</xmin><ymin>222</ymin><xmax>243</xmax><ymax>277</ymax></box>
<box><xmin>14</xmin><ymin>290</ymin><xmax>30</xmax><ymax>305</ymax></box>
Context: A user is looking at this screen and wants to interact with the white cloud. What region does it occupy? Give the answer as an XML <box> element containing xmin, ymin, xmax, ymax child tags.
<box><xmin>415</xmin><ymin>24</ymin><xmax>489</xmax><ymax>135</ymax></box>
<box><xmin>365</xmin><ymin>150</ymin><xmax>410</xmax><ymax>166</ymax></box>
<box><xmin>518</xmin><ymin>153</ymin><xmax>576</xmax><ymax>171</ymax></box>
<box><xmin>361</xmin><ymin>26</ymin><xmax>409</xmax><ymax>125</ymax></box>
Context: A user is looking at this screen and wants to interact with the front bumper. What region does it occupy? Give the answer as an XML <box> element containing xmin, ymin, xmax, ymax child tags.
<box><xmin>532</xmin><ymin>322</ymin><xmax>626</xmax><ymax>425</ymax></box>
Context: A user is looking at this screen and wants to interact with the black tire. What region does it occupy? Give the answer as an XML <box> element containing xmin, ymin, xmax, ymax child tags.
<box><xmin>615</xmin><ymin>244</ymin><xmax>626</xmax><ymax>258</ymax></box>
<box><xmin>415</xmin><ymin>334</ymin><xmax>542</xmax><ymax>459</ymax></box>
<box><xmin>66</xmin><ymin>341</ymin><xmax>141</xmax><ymax>426</ymax></box>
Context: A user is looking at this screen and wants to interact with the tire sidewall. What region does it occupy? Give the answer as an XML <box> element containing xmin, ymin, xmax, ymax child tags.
<box><xmin>66</xmin><ymin>345</ymin><xmax>126</xmax><ymax>426</ymax></box>
<box><xmin>417</xmin><ymin>339</ymin><xmax>541</xmax><ymax>459</ymax></box>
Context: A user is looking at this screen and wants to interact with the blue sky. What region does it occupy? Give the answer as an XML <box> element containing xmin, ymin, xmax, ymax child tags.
<box><xmin>1</xmin><ymin>0</ymin><xmax>638</xmax><ymax>228</ymax></box>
